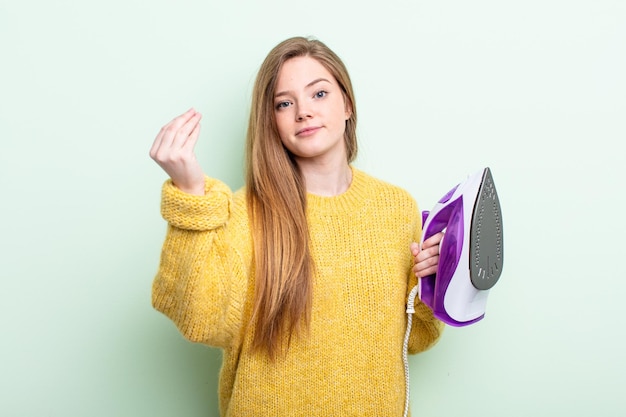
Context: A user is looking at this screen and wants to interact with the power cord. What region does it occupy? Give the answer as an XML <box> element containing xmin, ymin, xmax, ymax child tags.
<box><xmin>403</xmin><ymin>283</ymin><xmax>420</xmax><ymax>417</ymax></box>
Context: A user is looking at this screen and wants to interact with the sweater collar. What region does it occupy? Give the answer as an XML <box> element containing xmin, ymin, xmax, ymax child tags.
<box><xmin>306</xmin><ymin>166</ymin><xmax>370</xmax><ymax>215</ymax></box>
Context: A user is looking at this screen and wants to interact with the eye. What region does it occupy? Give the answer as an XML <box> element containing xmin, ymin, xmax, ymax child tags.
<box><xmin>275</xmin><ymin>101</ymin><xmax>292</xmax><ymax>110</ymax></box>
<box><xmin>314</xmin><ymin>90</ymin><xmax>328</xmax><ymax>99</ymax></box>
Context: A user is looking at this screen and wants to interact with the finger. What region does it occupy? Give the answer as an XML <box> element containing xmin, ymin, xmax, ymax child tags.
<box><xmin>150</xmin><ymin>123</ymin><xmax>171</xmax><ymax>159</ymax></box>
<box><xmin>410</xmin><ymin>242</ymin><xmax>420</xmax><ymax>257</ymax></box>
<box><xmin>182</xmin><ymin>118</ymin><xmax>202</xmax><ymax>152</ymax></box>
<box><xmin>150</xmin><ymin>125</ymin><xmax>171</xmax><ymax>159</ymax></box>
<box><xmin>415</xmin><ymin>245</ymin><xmax>431</xmax><ymax>263</ymax></box>
<box><xmin>174</xmin><ymin>107</ymin><xmax>197</xmax><ymax>126</ymax></box>
<box><xmin>413</xmin><ymin>255</ymin><xmax>439</xmax><ymax>278</ymax></box>
<box><xmin>150</xmin><ymin>108</ymin><xmax>196</xmax><ymax>158</ymax></box>
<box><xmin>422</xmin><ymin>232</ymin><xmax>444</xmax><ymax>251</ymax></box>
<box><xmin>414</xmin><ymin>265</ymin><xmax>437</xmax><ymax>278</ymax></box>
<box><xmin>420</xmin><ymin>247</ymin><xmax>442</xmax><ymax>266</ymax></box>
<box><xmin>415</xmin><ymin>232</ymin><xmax>443</xmax><ymax>263</ymax></box>
<box><xmin>171</xmin><ymin>111</ymin><xmax>202</xmax><ymax>150</ymax></box>
<box><xmin>160</xmin><ymin>108</ymin><xmax>197</xmax><ymax>148</ymax></box>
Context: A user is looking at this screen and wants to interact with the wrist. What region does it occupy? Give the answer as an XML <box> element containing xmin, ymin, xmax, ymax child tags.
<box><xmin>174</xmin><ymin>178</ymin><xmax>206</xmax><ymax>196</ymax></box>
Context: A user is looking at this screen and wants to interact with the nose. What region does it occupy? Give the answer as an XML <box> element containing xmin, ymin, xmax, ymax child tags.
<box><xmin>296</xmin><ymin>104</ymin><xmax>312</xmax><ymax>121</ymax></box>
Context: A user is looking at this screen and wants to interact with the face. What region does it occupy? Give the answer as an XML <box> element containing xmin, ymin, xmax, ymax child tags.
<box><xmin>273</xmin><ymin>56</ymin><xmax>352</xmax><ymax>164</ymax></box>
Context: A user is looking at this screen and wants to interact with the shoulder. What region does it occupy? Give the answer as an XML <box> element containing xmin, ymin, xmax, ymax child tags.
<box><xmin>233</xmin><ymin>186</ymin><xmax>247</xmax><ymax>206</ymax></box>
<box><xmin>230</xmin><ymin>186</ymin><xmax>250</xmax><ymax>222</ymax></box>
<box><xmin>354</xmin><ymin>168</ymin><xmax>418</xmax><ymax>210</ymax></box>
<box><xmin>352</xmin><ymin>168</ymin><xmax>422</xmax><ymax>241</ymax></box>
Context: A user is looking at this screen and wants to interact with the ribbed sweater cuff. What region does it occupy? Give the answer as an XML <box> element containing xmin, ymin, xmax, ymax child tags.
<box><xmin>161</xmin><ymin>176</ymin><xmax>233</xmax><ymax>231</ymax></box>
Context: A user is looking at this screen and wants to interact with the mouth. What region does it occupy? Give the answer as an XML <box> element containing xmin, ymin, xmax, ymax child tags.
<box><xmin>296</xmin><ymin>126</ymin><xmax>321</xmax><ymax>137</ymax></box>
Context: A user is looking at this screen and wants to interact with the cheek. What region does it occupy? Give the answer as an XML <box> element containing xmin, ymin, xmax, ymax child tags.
<box><xmin>274</xmin><ymin>112</ymin><xmax>290</xmax><ymax>136</ymax></box>
<box><xmin>273</xmin><ymin>115</ymin><xmax>292</xmax><ymax>150</ymax></box>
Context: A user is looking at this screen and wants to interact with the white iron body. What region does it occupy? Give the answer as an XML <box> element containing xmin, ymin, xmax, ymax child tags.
<box><xmin>419</xmin><ymin>167</ymin><xmax>503</xmax><ymax>326</ymax></box>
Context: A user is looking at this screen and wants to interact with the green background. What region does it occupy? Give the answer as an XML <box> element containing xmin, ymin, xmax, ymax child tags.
<box><xmin>1</xmin><ymin>0</ymin><xmax>624</xmax><ymax>415</ymax></box>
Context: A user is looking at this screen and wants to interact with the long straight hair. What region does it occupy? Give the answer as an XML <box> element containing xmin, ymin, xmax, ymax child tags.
<box><xmin>245</xmin><ymin>36</ymin><xmax>358</xmax><ymax>359</ymax></box>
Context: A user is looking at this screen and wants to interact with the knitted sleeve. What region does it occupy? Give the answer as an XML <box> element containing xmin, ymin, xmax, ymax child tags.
<box><xmin>407</xmin><ymin>292</ymin><xmax>445</xmax><ymax>354</ymax></box>
<box><xmin>407</xmin><ymin>209</ymin><xmax>445</xmax><ymax>354</ymax></box>
<box><xmin>151</xmin><ymin>176</ymin><xmax>251</xmax><ymax>349</ymax></box>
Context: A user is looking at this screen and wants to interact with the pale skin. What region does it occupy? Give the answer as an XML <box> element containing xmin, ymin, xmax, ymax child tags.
<box><xmin>149</xmin><ymin>56</ymin><xmax>443</xmax><ymax>278</ymax></box>
<box><xmin>273</xmin><ymin>57</ymin><xmax>353</xmax><ymax>196</ymax></box>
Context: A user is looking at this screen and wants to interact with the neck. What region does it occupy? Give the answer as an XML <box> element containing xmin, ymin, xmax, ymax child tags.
<box><xmin>297</xmin><ymin>159</ymin><xmax>353</xmax><ymax>197</ymax></box>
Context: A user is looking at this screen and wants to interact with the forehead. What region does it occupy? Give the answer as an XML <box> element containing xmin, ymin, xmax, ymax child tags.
<box><xmin>275</xmin><ymin>56</ymin><xmax>336</xmax><ymax>90</ymax></box>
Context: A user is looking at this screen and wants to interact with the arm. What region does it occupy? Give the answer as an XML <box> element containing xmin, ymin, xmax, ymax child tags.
<box><xmin>407</xmin><ymin>233</ymin><xmax>445</xmax><ymax>354</ymax></box>
<box><xmin>152</xmin><ymin>178</ymin><xmax>251</xmax><ymax>348</ymax></box>
<box><xmin>149</xmin><ymin>109</ymin><xmax>250</xmax><ymax>348</ymax></box>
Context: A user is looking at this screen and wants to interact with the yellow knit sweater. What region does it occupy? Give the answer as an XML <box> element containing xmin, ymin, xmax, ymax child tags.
<box><xmin>152</xmin><ymin>167</ymin><xmax>444</xmax><ymax>416</ymax></box>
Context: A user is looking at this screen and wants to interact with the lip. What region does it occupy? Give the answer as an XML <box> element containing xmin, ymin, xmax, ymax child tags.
<box><xmin>295</xmin><ymin>126</ymin><xmax>321</xmax><ymax>137</ymax></box>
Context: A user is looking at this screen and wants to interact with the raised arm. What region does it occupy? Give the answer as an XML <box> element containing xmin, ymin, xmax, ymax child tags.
<box><xmin>149</xmin><ymin>110</ymin><xmax>252</xmax><ymax>349</ymax></box>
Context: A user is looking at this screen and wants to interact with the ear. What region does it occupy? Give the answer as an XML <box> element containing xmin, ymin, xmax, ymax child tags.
<box><xmin>344</xmin><ymin>100</ymin><xmax>353</xmax><ymax>121</ymax></box>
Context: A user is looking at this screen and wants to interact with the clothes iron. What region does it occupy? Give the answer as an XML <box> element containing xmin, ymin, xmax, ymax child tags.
<box><xmin>402</xmin><ymin>167</ymin><xmax>504</xmax><ymax>416</ymax></box>
<box><xmin>418</xmin><ymin>167</ymin><xmax>503</xmax><ymax>326</ymax></box>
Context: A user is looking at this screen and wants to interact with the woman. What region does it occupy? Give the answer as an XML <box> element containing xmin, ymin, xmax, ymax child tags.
<box><xmin>149</xmin><ymin>36</ymin><xmax>444</xmax><ymax>416</ymax></box>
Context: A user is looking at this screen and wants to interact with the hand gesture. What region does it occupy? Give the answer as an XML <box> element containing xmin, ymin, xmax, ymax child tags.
<box><xmin>149</xmin><ymin>108</ymin><xmax>205</xmax><ymax>195</ymax></box>
<box><xmin>410</xmin><ymin>232</ymin><xmax>444</xmax><ymax>278</ymax></box>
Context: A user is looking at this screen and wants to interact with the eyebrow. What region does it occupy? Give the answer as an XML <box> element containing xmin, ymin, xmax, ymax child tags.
<box><xmin>274</xmin><ymin>78</ymin><xmax>331</xmax><ymax>98</ymax></box>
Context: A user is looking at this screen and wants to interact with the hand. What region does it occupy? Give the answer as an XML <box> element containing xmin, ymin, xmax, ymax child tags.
<box><xmin>410</xmin><ymin>232</ymin><xmax>444</xmax><ymax>278</ymax></box>
<box><xmin>149</xmin><ymin>108</ymin><xmax>205</xmax><ymax>195</ymax></box>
